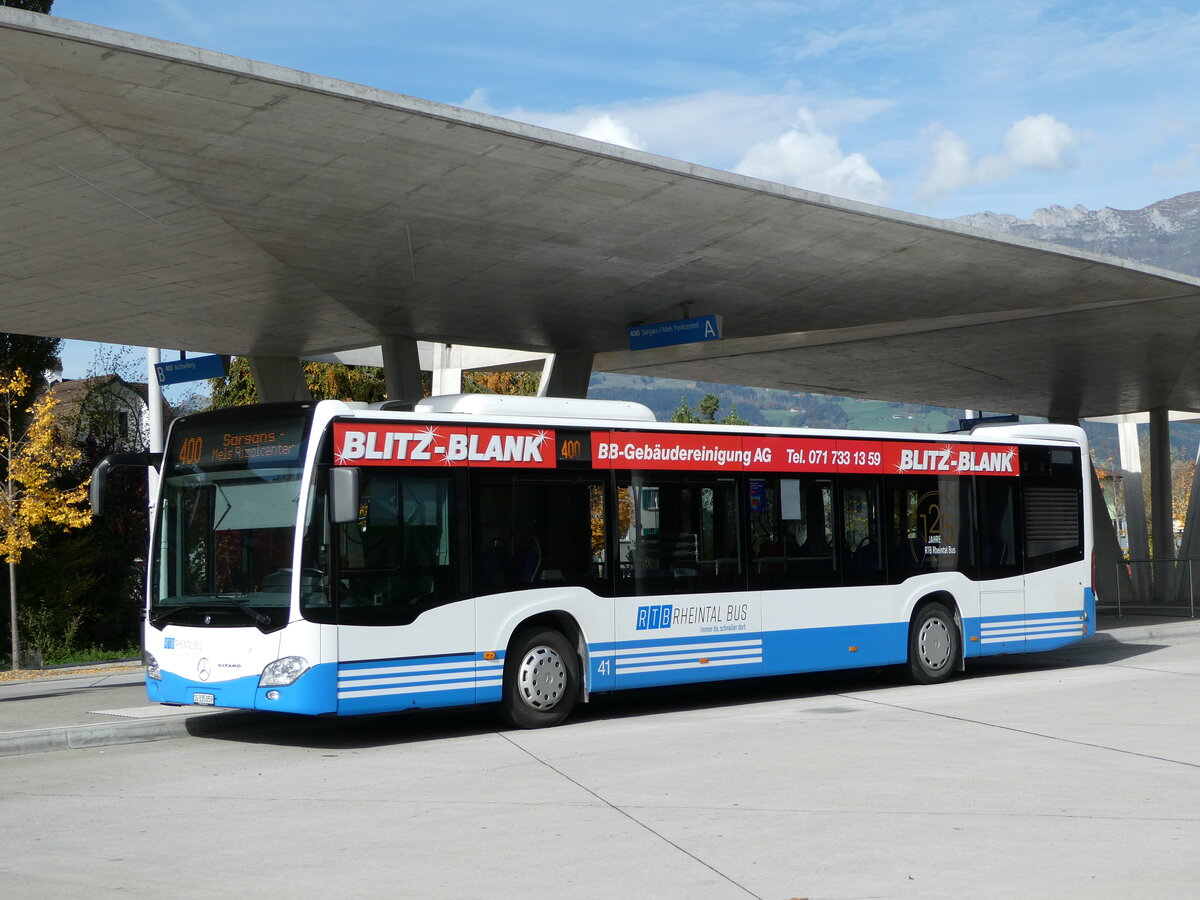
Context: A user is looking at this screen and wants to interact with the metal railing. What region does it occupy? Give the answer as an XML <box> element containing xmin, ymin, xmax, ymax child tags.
<box><xmin>1111</xmin><ymin>557</ymin><xmax>1199</xmax><ymax>617</ymax></box>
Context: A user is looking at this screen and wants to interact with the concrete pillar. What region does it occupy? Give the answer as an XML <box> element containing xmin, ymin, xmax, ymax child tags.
<box><xmin>537</xmin><ymin>352</ymin><xmax>594</xmax><ymax>399</ymax></box>
<box><xmin>380</xmin><ymin>334</ymin><xmax>423</xmax><ymax>401</ymax></box>
<box><xmin>146</xmin><ymin>348</ymin><xmax>162</xmax><ymax>503</ymax></box>
<box><xmin>430</xmin><ymin>343</ymin><xmax>462</xmax><ymax>396</ymax></box>
<box><xmin>247</xmin><ymin>356</ymin><xmax>311</xmax><ymax>402</ymax></box>
<box><xmin>1149</xmin><ymin>407</ymin><xmax>1174</xmax><ymax>601</ymax></box>
<box><xmin>1117</xmin><ymin>415</ymin><xmax>1151</xmax><ymax>601</ymax></box>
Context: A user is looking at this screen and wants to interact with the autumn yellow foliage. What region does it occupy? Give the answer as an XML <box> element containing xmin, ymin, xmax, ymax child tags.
<box><xmin>0</xmin><ymin>369</ymin><xmax>92</xmax><ymax>566</ymax></box>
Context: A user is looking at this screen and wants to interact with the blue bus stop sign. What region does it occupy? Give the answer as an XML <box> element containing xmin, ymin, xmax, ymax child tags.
<box><xmin>153</xmin><ymin>354</ymin><xmax>228</xmax><ymax>386</ymax></box>
<box><xmin>627</xmin><ymin>315</ymin><xmax>723</xmax><ymax>351</ymax></box>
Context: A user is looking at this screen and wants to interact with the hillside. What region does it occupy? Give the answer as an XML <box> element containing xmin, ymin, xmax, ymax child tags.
<box><xmin>587</xmin><ymin>372</ymin><xmax>968</xmax><ymax>433</ymax></box>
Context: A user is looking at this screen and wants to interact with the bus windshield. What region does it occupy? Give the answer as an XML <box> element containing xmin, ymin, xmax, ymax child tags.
<box><xmin>149</xmin><ymin>404</ymin><xmax>315</xmax><ymax>632</ymax></box>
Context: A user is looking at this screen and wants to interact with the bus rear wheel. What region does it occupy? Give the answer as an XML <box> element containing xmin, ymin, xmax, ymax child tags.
<box><xmin>501</xmin><ymin>628</ymin><xmax>579</xmax><ymax>728</ymax></box>
<box><xmin>907</xmin><ymin>603</ymin><xmax>959</xmax><ymax>684</ymax></box>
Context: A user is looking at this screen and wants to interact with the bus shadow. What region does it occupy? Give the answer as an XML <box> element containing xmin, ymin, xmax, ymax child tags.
<box><xmin>190</xmin><ymin>705</ymin><xmax>502</xmax><ymax>750</ymax></box>
<box><xmin>958</xmin><ymin>635</ymin><xmax>1163</xmax><ymax>677</ymax></box>
<box><xmin>192</xmin><ymin>638</ymin><xmax>1164</xmax><ymax>750</ymax></box>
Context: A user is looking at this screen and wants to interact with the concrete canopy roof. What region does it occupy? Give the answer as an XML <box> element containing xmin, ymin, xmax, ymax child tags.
<box><xmin>3</xmin><ymin>9</ymin><xmax>1200</xmax><ymax>419</ymax></box>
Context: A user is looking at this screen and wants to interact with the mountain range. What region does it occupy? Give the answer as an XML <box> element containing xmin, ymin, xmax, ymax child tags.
<box><xmin>956</xmin><ymin>191</ymin><xmax>1200</xmax><ymax>277</ymax></box>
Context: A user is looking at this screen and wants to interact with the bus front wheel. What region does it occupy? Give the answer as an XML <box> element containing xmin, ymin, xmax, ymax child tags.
<box><xmin>501</xmin><ymin>628</ymin><xmax>579</xmax><ymax>728</ymax></box>
<box><xmin>907</xmin><ymin>603</ymin><xmax>959</xmax><ymax>684</ymax></box>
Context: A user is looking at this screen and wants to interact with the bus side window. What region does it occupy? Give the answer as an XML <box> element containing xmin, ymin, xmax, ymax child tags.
<box><xmin>977</xmin><ymin>478</ymin><xmax>1020</xmax><ymax>579</ymax></box>
<box><xmin>472</xmin><ymin>476</ymin><xmax>610</xmax><ymax>596</ymax></box>
<box><xmin>1020</xmin><ymin>446</ymin><xmax>1084</xmax><ymax>572</ymax></box>
<box><xmin>841</xmin><ymin>478</ymin><xmax>885</xmax><ymax>586</ymax></box>
<box><xmin>334</xmin><ymin>471</ymin><xmax>456</xmax><ymax>624</ymax></box>
<box><xmin>884</xmin><ymin>475</ymin><xmax>973</xmax><ymax>582</ymax></box>
<box><xmin>618</xmin><ymin>475</ymin><xmax>742</xmax><ymax>596</ymax></box>
<box><xmin>750</xmin><ymin>477</ymin><xmax>836</xmax><ymax>588</ymax></box>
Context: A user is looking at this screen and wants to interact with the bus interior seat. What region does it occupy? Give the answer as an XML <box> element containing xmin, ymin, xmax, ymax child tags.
<box><xmin>511</xmin><ymin>535</ymin><xmax>542</xmax><ymax>582</ymax></box>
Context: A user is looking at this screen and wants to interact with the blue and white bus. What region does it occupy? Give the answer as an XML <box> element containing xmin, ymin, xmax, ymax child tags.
<box><xmin>104</xmin><ymin>394</ymin><xmax>1094</xmax><ymax>728</ymax></box>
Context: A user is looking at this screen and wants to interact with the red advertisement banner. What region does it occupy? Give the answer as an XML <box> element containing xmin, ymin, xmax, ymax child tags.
<box><xmin>593</xmin><ymin>432</ymin><xmax>1017</xmax><ymax>476</ymax></box>
<box><xmin>333</xmin><ymin>423</ymin><xmax>557</xmax><ymax>468</ymax></box>
<box><xmin>332</xmin><ymin>423</ymin><xmax>1018</xmax><ymax>477</ymax></box>
<box><xmin>882</xmin><ymin>441</ymin><xmax>1018</xmax><ymax>477</ymax></box>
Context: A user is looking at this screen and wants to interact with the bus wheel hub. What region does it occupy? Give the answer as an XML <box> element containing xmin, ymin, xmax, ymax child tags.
<box><xmin>920</xmin><ymin>618</ymin><xmax>951</xmax><ymax>669</ymax></box>
<box><xmin>518</xmin><ymin>646</ymin><xmax>565</xmax><ymax>709</ymax></box>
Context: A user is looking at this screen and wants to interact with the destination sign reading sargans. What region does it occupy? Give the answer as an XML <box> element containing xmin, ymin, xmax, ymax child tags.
<box><xmin>333</xmin><ymin>423</ymin><xmax>1017</xmax><ymax>476</ymax></box>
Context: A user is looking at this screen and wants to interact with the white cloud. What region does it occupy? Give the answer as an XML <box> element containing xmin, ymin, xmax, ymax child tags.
<box><xmin>919</xmin><ymin>114</ymin><xmax>1079</xmax><ymax>203</ymax></box>
<box><xmin>918</xmin><ymin>125</ymin><xmax>975</xmax><ymax>201</ymax></box>
<box><xmin>461</xmin><ymin>88</ymin><xmax>491</xmax><ymax>111</ymax></box>
<box><xmin>577</xmin><ymin>114</ymin><xmax>646</xmax><ymax>151</ymax></box>
<box><xmin>479</xmin><ymin>89</ymin><xmax>894</xmax><ymax>205</ymax></box>
<box><xmin>733</xmin><ymin>130</ymin><xmax>891</xmax><ymax>205</ymax></box>
<box><xmin>1003</xmin><ymin>114</ymin><xmax>1078</xmax><ymax>170</ymax></box>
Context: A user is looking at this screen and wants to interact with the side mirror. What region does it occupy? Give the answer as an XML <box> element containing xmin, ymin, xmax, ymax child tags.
<box><xmin>90</xmin><ymin>452</ymin><xmax>163</xmax><ymax>516</ymax></box>
<box><xmin>330</xmin><ymin>467</ymin><xmax>360</xmax><ymax>524</ymax></box>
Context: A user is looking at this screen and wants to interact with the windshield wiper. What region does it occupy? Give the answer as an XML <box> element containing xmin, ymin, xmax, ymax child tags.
<box><xmin>151</xmin><ymin>598</ymin><xmax>272</xmax><ymax>628</ymax></box>
<box><xmin>213</xmin><ymin>482</ymin><xmax>233</xmax><ymax>532</ymax></box>
<box><xmin>214</xmin><ymin>594</ymin><xmax>273</xmax><ymax>626</ymax></box>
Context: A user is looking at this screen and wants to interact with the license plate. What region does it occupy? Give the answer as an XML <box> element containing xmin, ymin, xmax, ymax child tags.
<box><xmin>193</xmin><ymin>692</ymin><xmax>215</xmax><ymax>706</ymax></box>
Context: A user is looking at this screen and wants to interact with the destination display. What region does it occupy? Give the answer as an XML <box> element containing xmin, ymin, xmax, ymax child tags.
<box><xmin>332</xmin><ymin>423</ymin><xmax>1018</xmax><ymax>477</ymax></box>
<box><xmin>167</xmin><ymin>416</ymin><xmax>307</xmax><ymax>472</ymax></box>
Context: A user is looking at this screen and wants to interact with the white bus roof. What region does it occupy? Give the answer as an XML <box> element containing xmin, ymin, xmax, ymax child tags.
<box><xmin>412</xmin><ymin>393</ymin><xmax>657</xmax><ymax>423</ymax></box>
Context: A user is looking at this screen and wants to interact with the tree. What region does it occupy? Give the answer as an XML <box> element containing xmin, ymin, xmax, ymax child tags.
<box><xmin>209</xmin><ymin>357</ymin><xmax>391</xmax><ymax>407</ymax></box>
<box><xmin>209</xmin><ymin>356</ymin><xmax>258</xmax><ymax>407</ymax></box>
<box><xmin>43</xmin><ymin>349</ymin><xmax>158</xmax><ymax>658</ymax></box>
<box><xmin>0</xmin><ymin>369</ymin><xmax>91</xmax><ymax>668</ymax></box>
<box><xmin>463</xmin><ymin>370</ymin><xmax>540</xmax><ymax>395</ymax></box>
<box><xmin>0</xmin><ymin>1</ymin><xmax>55</xmax><ymax>12</ymax></box>
<box><xmin>670</xmin><ymin>393</ymin><xmax>748</xmax><ymax>425</ymax></box>
<box><xmin>0</xmin><ymin>333</ymin><xmax>62</xmax><ymax>439</ymax></box>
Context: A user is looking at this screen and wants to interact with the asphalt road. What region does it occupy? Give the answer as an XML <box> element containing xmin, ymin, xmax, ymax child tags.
<box><xmin>2</xmin><ymin>631</ymin><xmax>1198</xmax><ymax>899</ymax></box>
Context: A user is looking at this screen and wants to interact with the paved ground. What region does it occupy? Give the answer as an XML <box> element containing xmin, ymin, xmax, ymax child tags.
<box><xmin>1</xmin><ymin>614</ymin><xmax>1199</xmax><ymax>899</ymax></box>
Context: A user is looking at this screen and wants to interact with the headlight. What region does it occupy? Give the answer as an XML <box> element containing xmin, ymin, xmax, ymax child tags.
<box><xmin>146</xmin><ymin>653</ymin><xmax>161</xmax><ymax>681</ymax></box>
<box><xmin>259</xmin><ymin>656</ymin><xmax>309</xmax><ymax>687</ymax></box>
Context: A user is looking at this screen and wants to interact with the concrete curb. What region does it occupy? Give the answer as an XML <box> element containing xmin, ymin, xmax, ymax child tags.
<box><xmin>0</xmin><ymin>709</ymin><xmax>254</xmax><ymax>757</ymax></box>
<box><xmin>1095</xmin><ymin>617</ymin><xmax>1200</xmax><ymax>643</ymax></box>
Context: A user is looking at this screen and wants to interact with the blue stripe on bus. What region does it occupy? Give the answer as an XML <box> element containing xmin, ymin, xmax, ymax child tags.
<box><xmin>973</xmin><ymin>607</ymin><xmax>1089</xmax><ymax>656</ymax></box>
<box><xmin>584</xmin><ymin>632</ymin><xmax>760</xmax><ymax>689</ymax></box>
<box><xmin>587</xmin><ymin>624</ymin><xmax>904</xmax><ymax>689</ymax></box>
<box><xmin>336</xmin><ymin>652</ymin><xmax>506</xmax><ymax>715</ymax></box>
<box><xmin>761</xmin><ymin>621</ymin><xmax>905</xmax><ymax>673</ymax></box>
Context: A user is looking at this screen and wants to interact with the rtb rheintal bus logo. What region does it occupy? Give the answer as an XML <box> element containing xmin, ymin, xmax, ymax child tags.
<box><xmin>636</xmin><ymin>604</ymin><xmax>673</xmax><ymax>630</ymax></box>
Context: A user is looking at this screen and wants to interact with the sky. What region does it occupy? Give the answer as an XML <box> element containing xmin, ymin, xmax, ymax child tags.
<box><xmin>44</xmin><ymin>0</ymin><xmax>1200</xmax><ymax>381</ymax></box>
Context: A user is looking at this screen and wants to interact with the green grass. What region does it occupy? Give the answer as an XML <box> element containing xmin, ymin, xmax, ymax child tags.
<box><xmin>43</xmin><ymin>646</ymin><xmax>140</xmax><ymax>667</ymax></box>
